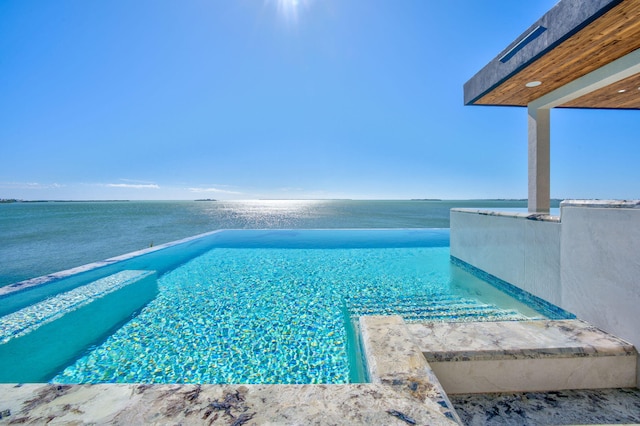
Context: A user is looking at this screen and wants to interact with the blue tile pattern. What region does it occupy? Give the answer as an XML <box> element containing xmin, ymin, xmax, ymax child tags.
<box><xmin>345</xmin><ymin>294</ymin><xmax>528</xmax><ymax>323</ymax></box>
<box><xmin>450</xmin><ymin>256</ymin><xmax>575</xmax><ymax>320</ymax></box>
<box><xmin>54</xmin><ymin>246</ymin><xmax>542</xmax><ymax>384</ymax></box>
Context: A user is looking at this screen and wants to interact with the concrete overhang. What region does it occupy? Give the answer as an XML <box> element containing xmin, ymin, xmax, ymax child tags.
<box><xmin>464</xmin><ymin>0</ymin><xmax>640</xmax><ymax>110</ymax></box>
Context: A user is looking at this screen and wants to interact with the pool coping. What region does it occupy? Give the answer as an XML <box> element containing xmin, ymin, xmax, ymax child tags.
<box><xmin>0</xmin><ymin>382</ymin><xmax>458</xmax><ymax>425</ymax></box>
<box><xmin>450</xmin><ymin>207</ymin><xmax>560</xmax><ymax>222</ymax></box>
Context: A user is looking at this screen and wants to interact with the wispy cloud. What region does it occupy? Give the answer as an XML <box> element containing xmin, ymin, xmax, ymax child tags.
<box><xmin>106</xmin><ymin>183</ymin><xmax>160</xmax><ymax>189</ymax></box>
<box><xmin>188</xmin><ymin>187</ymin><xmax>242</xmax><ymax>195</ymax></box>
<box><xmin>119</xmin><ymin>178</ymin><xmax>157</xmax><ymax>184</ymax></box>
<box><xmin>0</xmin><ymin>182</ymin><xmax>63</xmax><ymax>190</ymax></box>
<box><xmin>102</xmin><ymin>179</ymin><xmax>160</xmax><ymax>189</ymax></box>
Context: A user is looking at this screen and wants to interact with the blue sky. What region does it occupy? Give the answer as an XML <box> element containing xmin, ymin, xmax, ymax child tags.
<box><xmin>1</xmin><ymin>0</ymin><xmax>638</xmax><ymax>201</ymax></box>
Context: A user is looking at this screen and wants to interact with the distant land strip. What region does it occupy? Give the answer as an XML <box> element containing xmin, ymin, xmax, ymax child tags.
<box><xmin>0</xmin><ymin>199</ymin><xmax>131</xmax><ymax>203</ymax></box>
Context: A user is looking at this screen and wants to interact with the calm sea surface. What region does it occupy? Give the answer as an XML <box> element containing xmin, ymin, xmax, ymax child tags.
<box><xmin>0</xmin><ymin>199</ymin><xmax>536</xmax><ymax>287</ymax></box>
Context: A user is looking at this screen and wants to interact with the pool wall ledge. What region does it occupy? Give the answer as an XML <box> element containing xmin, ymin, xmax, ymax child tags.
<box><xmin>450</xmin><ymin>199</ymin><xmax>640</xmax><ymax>387</ymax></box>
<box><xmin>0</xmin><ymin>271</ymin><xmax>157</xmax><ymax>383</ymax></box>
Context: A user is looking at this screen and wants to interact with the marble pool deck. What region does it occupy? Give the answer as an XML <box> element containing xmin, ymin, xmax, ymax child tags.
<box><xmin>0</xmin><ymin>316</ymin><xmax>639</xmax><ymax>425</ymax></box>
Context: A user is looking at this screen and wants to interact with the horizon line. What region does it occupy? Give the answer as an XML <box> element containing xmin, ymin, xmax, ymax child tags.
<box><xmin>0</xmin><ymin>198</ymin><xmax>573</xmax><ymax>203</ymax></box>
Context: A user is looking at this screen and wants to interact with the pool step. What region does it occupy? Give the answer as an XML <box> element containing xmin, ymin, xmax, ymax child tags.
<box><xmin>359</xmin><ymin>315</ymin><xmax>463</xmax><ymax>423</ymax></box>
<box><xmin>349</xmin><ymin>298</ymin><xmax>509</xmax><ymax>315</ymax></box>
<box><xmin>345</xmin><ymin>294</ymin><xmax>528</xmax><ymax>323</ymax></box>
<box><xmin>0</xmin><ymin>270</ymin><xmax>157</xmax><ymax>382</ymax></box>
<box><xmin>351</xmin><ymin>305</ymin><xmax>528</xmax><ymax>323</ymax></box>
<box><xmin>347</xmin><ymin>293</ymin><xmax>471</xmax><ymax>307</ymax></box>
<box><xmin>407</xmin><ymin>319</ymin><xmax>638</xmax><ymax>394</ymax></box>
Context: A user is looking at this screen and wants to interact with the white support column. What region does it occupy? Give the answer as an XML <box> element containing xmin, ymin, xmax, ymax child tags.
<box><xmin>524</xmin><ymin>48</ymin><xmax>640</xmax><ymax>214</ymax></box>
<box><xmin>528</xmin><ymin>106</ymin><xmax>550</xmax><ymax>213</ymax></box>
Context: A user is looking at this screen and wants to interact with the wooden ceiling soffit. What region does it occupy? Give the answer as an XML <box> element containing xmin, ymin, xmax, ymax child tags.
<box><xmin>472</xmin><ymin>0</ymin><xmax>640</xmax><ymax>109</ymax></box>
<box><xmin>559</xmin><ymin>72</ymin><xmax>640</xmax><ymax>109</ymax></box>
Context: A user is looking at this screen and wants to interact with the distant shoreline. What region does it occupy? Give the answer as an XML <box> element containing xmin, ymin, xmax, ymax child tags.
<box><xmin>1</xmin><ymin>198</ymin><xmax>567</xmax><ymax>204</ymax></box>
<box><xmin>0</xmin><ymin>199</ymin><xmax>131</xmax><ymax>203</ymax></box>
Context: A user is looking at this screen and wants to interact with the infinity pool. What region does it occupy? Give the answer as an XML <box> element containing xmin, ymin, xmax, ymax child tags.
<box><xmin>0</xmin><ymin>229</ymin><xmax>570</xmax><ymax>384</ymax></box>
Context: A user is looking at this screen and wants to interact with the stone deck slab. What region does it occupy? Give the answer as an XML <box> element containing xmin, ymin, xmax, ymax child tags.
<box><xmin>407</xmin><ymin>319</ymin><xmax>637</xmax><ymax>394</ymax></box>
<box><xmin>407</xmin><ymin>319</ymin><xmax>637</xmax><ymax>362</ymax></box>
<box><xmin>0</xmin><ymin>383</ymin><xmax>455</xmax><ymax>425</ymax></box>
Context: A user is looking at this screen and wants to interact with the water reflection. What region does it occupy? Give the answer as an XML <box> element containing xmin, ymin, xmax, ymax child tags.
<box><xmin>2</xmin><ymin>200</ymin><xmax>530</xmax><ymax>286</ymax></box>
<box><xmin>206</xmin><ymin>200</ymin><xmax>327</xmax><ymax>228</ymax></box>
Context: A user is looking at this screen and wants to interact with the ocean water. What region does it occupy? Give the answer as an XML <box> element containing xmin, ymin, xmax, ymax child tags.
<box><xmin>0</xmin><ymin>199</ymin><xmax>535</xmax><ymax>287</ymax></box>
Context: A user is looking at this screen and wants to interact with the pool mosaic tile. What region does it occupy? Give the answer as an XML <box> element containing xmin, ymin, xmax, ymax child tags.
<box><xmin>450</xmin><ymin>256</ymin><xmax>575</xmax><ymax>320</ymax></box>
<box><xmin>51</xmin><ymin>246</ymin><xmax>552</xmax><ymax>385</ymax></box>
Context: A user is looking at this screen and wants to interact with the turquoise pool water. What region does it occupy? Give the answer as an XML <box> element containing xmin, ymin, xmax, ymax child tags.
<box><xmin>0</xmin><ymin>229</ymin><xmax>568</xmax><ymax>384</ymax></box>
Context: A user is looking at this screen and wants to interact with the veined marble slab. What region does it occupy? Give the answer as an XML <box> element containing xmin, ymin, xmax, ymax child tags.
<box><xmin>407</xmin><ymin>319</ymin><xmax>637</xmax><ymax>362</ymax></box>
<box><xmin>450</xmin><ymin>208</ymin><xmax>560</xmax><ymax>222</ymax></box>
<box><xmin>561</xmin><ymin>199</ymin><xmax>640</xmax><ymax>209</ymax></box>
<box><xmin>451</xmin><ymin>388</ymin><xmax>640</xmax><ymax>425</ymax></box>
<box><xmin>359</xmin><ymin>315</ymin><xmax>461</xmax><ymax>423</ymax></box>
<box><xmin>0</xmin><ymin>383</ymin><xmax>457</xmax><ymax>425</ymax></box>
<box><xmin>407</xmin><ymin>320</ymin><xmax>637</xmax><ymax>394</ymax></box>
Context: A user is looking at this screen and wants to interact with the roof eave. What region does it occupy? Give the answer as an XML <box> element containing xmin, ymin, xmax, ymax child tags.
<box><xmin>463</xmin><ymin>0</ymin><xmax>624</xmax><ymax>106</ymax></box>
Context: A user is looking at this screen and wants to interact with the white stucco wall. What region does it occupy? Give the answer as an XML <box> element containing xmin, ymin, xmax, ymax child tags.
<box><xmin>560</xmin><ymin>203</ymin><xmax>640</xmax><ymax>359</ymax></box>
<box><xmin>450</xmin><ymin>209</ymin><xmax>562</xmax><ymax>306</ymax></box>
<box><xmin>450</xmin><ymin>201</ymin><xmax>640</xmax><ymax>386</ymax></box>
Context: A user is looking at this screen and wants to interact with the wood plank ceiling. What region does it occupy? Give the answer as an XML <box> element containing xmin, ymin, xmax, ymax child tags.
<box><xmin>475</xmin><ymin>0</ymin><xmax>640</xmax><ymax>109</ymax></box>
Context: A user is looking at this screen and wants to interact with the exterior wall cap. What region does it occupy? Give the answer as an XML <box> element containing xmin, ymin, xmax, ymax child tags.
<box><xmin>560</xmin><ymin>200</ymin><xmax>640</xmax><ymax>209</ymax></box>
<box><xmin>451</xmin><ymin>208</ymin><xmax>560</xmax><ymax>223</ymax></box>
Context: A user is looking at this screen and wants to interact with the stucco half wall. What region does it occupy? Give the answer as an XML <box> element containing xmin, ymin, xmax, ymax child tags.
<box><xmin>450</xmin><ymin>201</ymin><xmax>640</xmax><ymax>386</ymax></box>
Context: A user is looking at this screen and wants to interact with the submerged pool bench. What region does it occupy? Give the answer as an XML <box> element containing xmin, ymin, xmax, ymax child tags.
<box><xmin>0</xmin><ymin>270</ymin><xmax>157</xmax><ymax>382</ymax></box>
